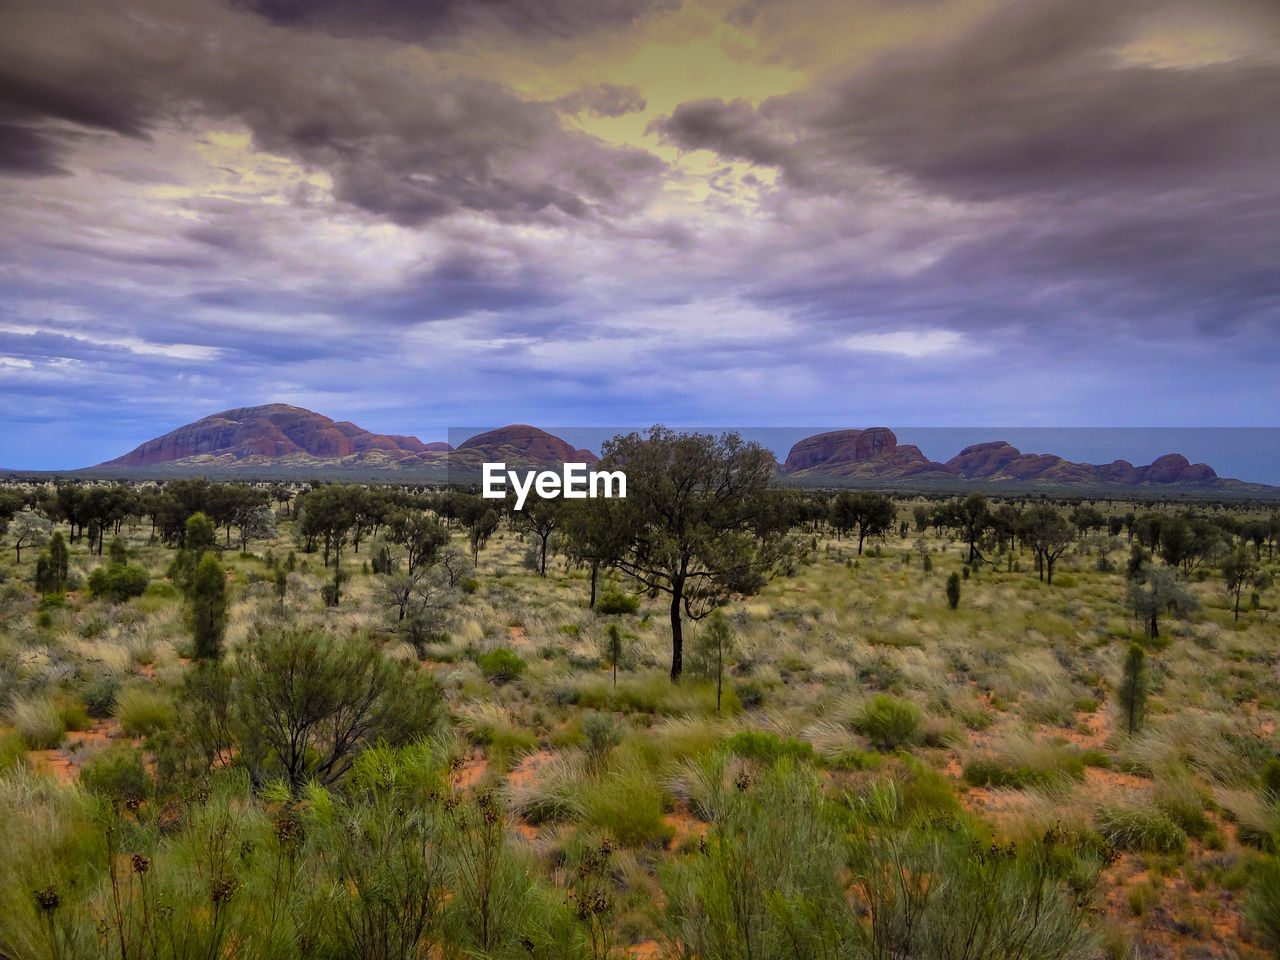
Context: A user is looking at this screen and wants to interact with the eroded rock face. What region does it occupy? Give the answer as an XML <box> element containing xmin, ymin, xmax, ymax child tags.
<box><xmin>103</xmin><ymin>404</ymin><xmax>444</xmax><ymax>466</ymax></box>
<box><xmin>782</xmin><ymin>428</ymin><xmax>949</xmax><ymax>478</ymax></box>
<box><xmin>455</xmin><ymin>425</ymin><xmax>599</xmax><ymax>465</ymax></box>
<box><xmin>944</xmin><ymin>442</ymin><xmax>1022</xmax><ymax>478</ymax></box>
<box><xmin>783</xmin><ymin>429</ymin><xmax>1222</xmax><ymax>486</ymax></box>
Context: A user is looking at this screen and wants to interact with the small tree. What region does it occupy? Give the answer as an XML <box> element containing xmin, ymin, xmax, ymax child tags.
<box><xmin>468</xmin><ymin>509</ymin><xmax>501</xmax><ymax>566</ymax></box>
<box><xmin>946</xmin><ymin>571</ymin><xmax>961</xmax><ymax>609</ymax></box>
<box><xmin>600</xmin><ymin>426</ymin><xmax>793</xmax><ymax>681</ymax></box>
<box><xmin>35</xmin><ymin>531</ymin><xmax>70</xmax><ymax>595</ymax></box>
<box><xmin>703</xmin><ymin>609</ymin><xmax>732</xmax><ymax>712</ymax></box>
<box><xmin>188</xmin><ymin>552</ymin><xmax>228</xmax><ymax>661</ymax></box>
<box><xmin>1021</xmin><ymin>504</ymin><xmax>1075</xmax><ymax>585</ymax></box>
<box><xmin>275</xmin><ymin>567</ymin><xmax>288</xmax><ymax>612</ymax></box>
<box><xmin>1220</xmin><ymin>544</ymin><xmax>1261</xmax><ymax>622</ymax></box>
<box><xmin>11</xmin><ymin>509</ymin><xmax>52</xmax><ymax>563</ymax></box>
<box><xmin>1127</xmin><ymin>562</ymin><xmax>1197</xmax><ymax>639</ymax></box>
<box><xmin>1118</xmin><ymin>642</ymin><xmax>1148</xmax><ymax>736</ymax></box>
<box><xmin>604</xmin><ymin>623</ymin><xmax>623</xmax><ymax>687</ymax></box>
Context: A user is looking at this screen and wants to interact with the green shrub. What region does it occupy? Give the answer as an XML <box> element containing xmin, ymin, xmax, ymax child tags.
<box><xmin>586</xmin><ymin>765</ymin><xmax>673</xmax><ymax>848</ymax></box>
<box><xmin>596</xmin><ymin>589</ymin><xmax>640</xmax><ymax>616</ymax></box>
<box><xmin>946</xmin><ymin>572</ymin><xmax>961</xmax><ymax>608</ymax></box>
<box><xmin>0</xmin><ymin>729</ymin><xmax>28</xmax><ymax>772</ymax></box>
<box><xmin>6</xmin><ymin>693</ymin><xmax>65</xmax><ymax>749</ymax></box>
<box><xmin>854</xmin><ymin>695</ymin><xmax>923</xmax><ymax>751</ymax></box>
<box><xmin>86</xmin><ymin>563</ymin><xmax>150</xmax><ymax>602</ymax></box>
<box><xmin>144</xmin><ymin>581</ymin><xmax>178</xmax><ymax>599</ymax></box>
<box><xmin>81</xmin><ymin>671</ymin><xmax>122</xmax><ymax>719</ymax></box>
<box><xmin>582</xmin><ymin>710</ymin><xmax>625</xmax><ymax>758</ymax></box>
<box><xmin>963</xmin><ymin>758</ymin><xmax>1078</xmax><ymax>790</ymax></box>
<box><xmin>55</xmin><ymin>696</ymin><xmax>92</xmax><ymax>733</ymax></box>
<box><xmin>724</xmin><ymin>729</ymin><xmax>815</xmax><ymax>766</ymax></box>
<box><xmin>477</xmin><ymin>647</ymin><xmax>525</xmax><ymax>683</ymax></box>
<box><xmin>1095</xmin><ymin>804</ymin><xmax>1187</xmax><ymax>853</ymax></box>
<box><xmin>1247</xmin><ymin>858</ymin><xmax>1280</xmax><ymax>951</ymax></box>
<box><xmin>114</xmin><ymin>684</ymin><xmax>175</xmax><ymax>736</ymax></box>
<box><xmin>79</xmin><ymin>743</ymin><xmax>149</xmax><ymax>801</ymax></box>
<box><xmin>827</xmin><ymin>748</ymin><xmax>882</xmax><ymax>771</ymax></box>
<box><xmin>1262</xmin><ymin>758</ymin><xmax>1280</xmax><ymax>799</ymax></box>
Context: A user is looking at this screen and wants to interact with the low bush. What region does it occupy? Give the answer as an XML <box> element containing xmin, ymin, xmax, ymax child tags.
<box><xmin>854</xmin><ymin>694</ymin><xmax>923</xmax><ymax>751</ymax></box>
<box><xmin>585</xmin><ymin>764</ymin><xmax>673</xmax><ymax>848</ymax></box>
<box><xmin>477</xmin><ymin>647</ymin><xmax>525</xmax><ymax>683</ymax></box>
<box><xmin>114</xmin><ymin>683</ymin><xmax>174</xmax><ymax>736</ymax></box>
<box><xmin>582</xmin><ymin>710</ymin><xmax>625</xmax><ymax>759</ymax></box>
<box><xmin>79</xmin><ymin>743</ymin><xmax>149</xmax><ymax>801</ymax></box>
<box><xmin>1095</xmin><ymin>804</ymin><xmax>1187</xmax><ymax>853</ymax></box>
<box><xmin>0</xmin><ymin>730</ymin><xmax>28</xmax><ymax>772</ymax></box>
<box><xmin>86</xmin><ymin>563</ymin><xmax>150</xmax><ymax>603</ymax></box>
<box><xmin>7</xmin><ymin>693</ymin><xmax>65</xmax><ymax>749</ymax></box>
<box><xmin>596</xmin><ymin>590</ymin><xmax>640</xmax><ymax>616</ymax></box>
<box><xmin>724</xmin><ymin>729</ymin><xmax>815</xmax><ymax>766</ymax></box>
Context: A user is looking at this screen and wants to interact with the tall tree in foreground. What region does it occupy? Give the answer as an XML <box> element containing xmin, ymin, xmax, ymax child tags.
<box><xmin>600</xmin><ymin>426</ymin><xmax>792</xmax><ymax>681</ymax></box>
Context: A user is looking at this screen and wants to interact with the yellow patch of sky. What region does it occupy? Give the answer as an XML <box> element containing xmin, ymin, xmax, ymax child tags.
<box><xmin>1117</xmin><ymin>4</ymin><xmax>1279</xmax><ymax>68</ymax></box>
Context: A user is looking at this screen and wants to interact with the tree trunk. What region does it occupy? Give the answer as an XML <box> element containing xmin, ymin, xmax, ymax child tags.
<box><xmin>1234</xmin><ymin>588</ymin><xmax>1241</xmax><ymax>621</ymax></box>
<box><xmin>589</xmin><ymin>561</ymin><xmax>599</xmax><ymax>608</ymax></box>
<box><xmin>539</xmin><ymin>538</ymin><xmax>548</xmax><ymax>578</ymax></box>
<box><xmin>716</xmin><ymin>642</ymin><xmax>723</xmax><ymax>713</ymax></box>
<box><xmin>669</xmin><ymin>583</ymin><xmax>684</xmax><ymax>682</ymax></box>
<box><xmin>1046</xmin><ymin>557</ymin><xmax>1054</xmax><ymax>585</ymax></box>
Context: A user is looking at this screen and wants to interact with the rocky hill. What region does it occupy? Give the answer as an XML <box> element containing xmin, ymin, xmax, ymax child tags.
<box><xmin>452</xmin><ymin>425</ymin><xmax>598</xmax><ymax>469</ymax></box>
<box><xmin>781</xmin><ymin>428</ymin><xmax>1222</xmax><ymax>488</ymax></box>
<box><xmin>782</xmin><ymin>428</ymin><xmax>950</xmax><ymax>478</ymax></box>
<box><xmin>96</xmin><ymin>406</ymin><xmax>596</xmax><ymax>475</ymax></box>
<box><xmin>101</xmin><ymin>404</ymin><xmax>450</xmax><ymax>469</ymax></box>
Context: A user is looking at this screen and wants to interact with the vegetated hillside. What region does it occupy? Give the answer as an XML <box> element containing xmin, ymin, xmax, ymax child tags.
<box><xmin>0</xmin><ymin>473</ymin><xmax>1278</xmax><ymax>958</ymax></box>
<box><xmin>452</xmin><ymin>424</ymin><xmax>600</xmax><ymax>470</ymax></box>
<box><xmin>100</xmin><ymin>403</ymin><xmax>450</xmax><ymax>468</ymax></box>
<box><xmin>91</xmin><ymin>405</ymin><xmax>599</xmax><ymax>478</ymax></box>
<box><xmin>780</xmin><ymin>427</ymin><xmax>1273</xmax><ymax>497</ymax></box>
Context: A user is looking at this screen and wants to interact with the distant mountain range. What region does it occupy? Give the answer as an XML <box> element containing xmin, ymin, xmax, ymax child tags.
<box><xmin>97</xmin><ymin>404</ymin><xmax>596</xmax><ymax>475</ymax></box>
<box><xmin>780</xmin><ymin>427</ymin><xmax>1219</xmax><ymax>486</ymax></box>
<box><xmin>73</xmin><ymin>404</ymin><xmax>1269</xmax><ymax>494</ymax></box>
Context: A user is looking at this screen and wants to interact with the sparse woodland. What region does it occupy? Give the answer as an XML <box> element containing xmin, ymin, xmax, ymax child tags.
<box><xmin>0</xmin><ymin>446</ymin><xmax>1279</xmax><ymax>960</ymax></box>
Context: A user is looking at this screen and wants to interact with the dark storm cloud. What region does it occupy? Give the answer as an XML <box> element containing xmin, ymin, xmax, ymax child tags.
<box><xmin>554</xmin><ymin>83</ymin><xmax>647</xmax><ymax>118</ymax></box>
<box><xmin>650</xmin><ymin>0</ymin><xmax>1280</xmax><ymax>341</ymax></box>
<box><xmin>232</xmin><ymin>0</ymin><xmax>680</xmax><ymax>42</ymax></box>
<box><xmin>351</xmin><ymin>250</ymin><xmax>564</xmax><ymax>324</ymax></box>
<box><xmin>648</xmin><ymin>98</ymin><xmax>795</xmax><ymax>171</ymax></box>
<box><xmin>654</xmin><ymin>0</ymin><xmax>1280</xmax><ymax>200</ymax></box>
<box><xmin>0</xmin><ymin>0</ymin><xmax>666</xmax><ymax>226</ymax></box>
<box><xmin>0</xmin><ymin>123</ymin><xmax>70</xmax><ymax>176</ymax></box>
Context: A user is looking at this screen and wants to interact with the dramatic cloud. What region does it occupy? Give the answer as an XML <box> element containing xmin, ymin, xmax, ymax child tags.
<box><xmin>555</xmin><ymin>84</ymin><xmax>648</xmax><ymax>118</ymax></box>
<box><xmin>1</xmin><ymin>0</ymin><xmax>1278</xmax><ymax>468</ymax></box>
<box><xmin>232</xmin><ymin>0</ymin><xmax>680</xmax><ymax>42</ymax></box>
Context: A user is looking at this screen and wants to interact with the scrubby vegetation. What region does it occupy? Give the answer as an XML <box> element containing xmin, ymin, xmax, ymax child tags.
<box><xmin>0</xmin><ymin>461</ymin><xmax>1278</xmax><ymax>958</ymax></box>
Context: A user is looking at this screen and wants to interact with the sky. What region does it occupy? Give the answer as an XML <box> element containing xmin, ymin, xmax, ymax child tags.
<box><xmin>1</xmin><ymin>0</ymin><xmax>1279</xmax><ymax>469</ymax></box>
